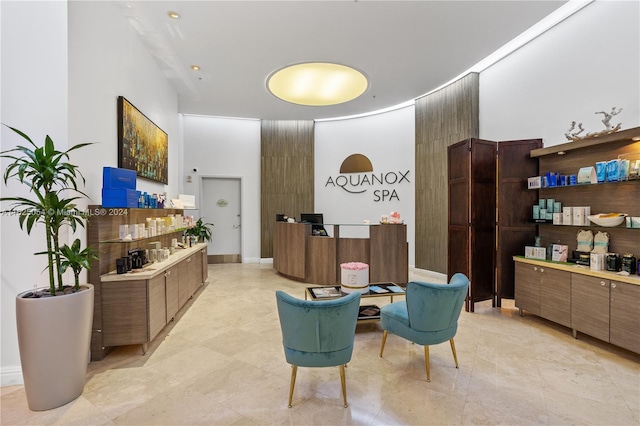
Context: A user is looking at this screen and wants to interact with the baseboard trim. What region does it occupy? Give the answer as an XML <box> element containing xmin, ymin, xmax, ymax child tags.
<box><xmin>1</xmin><ymin>366</ymin><xmax>23</xmax><ymax>387</ymax></box>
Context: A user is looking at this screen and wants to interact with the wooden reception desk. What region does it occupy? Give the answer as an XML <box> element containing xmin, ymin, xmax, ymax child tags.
<box><xmin>273</xmin><ymin>222</ymin><xmax>408</xmax><ymax>285</ymax></box>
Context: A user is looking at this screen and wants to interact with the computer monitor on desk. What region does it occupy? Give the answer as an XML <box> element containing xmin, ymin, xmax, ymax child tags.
<box><xmin>300</xmin><ymin>213</ymin><xmax>328</xmax><ymax>236</ymax></box>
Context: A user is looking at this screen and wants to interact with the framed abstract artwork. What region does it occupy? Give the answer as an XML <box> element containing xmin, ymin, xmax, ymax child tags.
<box><xmin>117</xmin><ymin>96</ymin><xmax>168</xmax><ymax>184</ymax></box>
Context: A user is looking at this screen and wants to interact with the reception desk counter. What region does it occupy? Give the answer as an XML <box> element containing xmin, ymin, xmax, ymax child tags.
<box><xmin>273</xmin><ymin>222</ymin><xmax>408</xmax><ymax>285</ymax></box>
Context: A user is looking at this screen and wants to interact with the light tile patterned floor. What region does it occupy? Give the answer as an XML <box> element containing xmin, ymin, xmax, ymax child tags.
<box><xmin>2</xmin><ymin>263</ymin><xmax>639</xmax><ymax>425</ymax></box>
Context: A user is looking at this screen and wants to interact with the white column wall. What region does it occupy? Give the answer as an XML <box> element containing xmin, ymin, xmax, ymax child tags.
<box><xmin>181</xmin><ymin>115</ymin><xmax>262</xmax><ymax>263</ymax></box>
<box><xmin>1</xmin><ymin>0</ymin><xmax>179</xmax><ymax>385</ymax></box>
<box><xmin>315</xmin><ymin>106</ymin><xmax>416</xmax><ymax>266</ymax></box>
<box><xmin>480</xmin><ymin>0</ymin><xmax>640</xmax><ymax>144</ymax></box>
<box><xmin>69</xmin><ymin>1</ymin><xmax>180</xmax><ymax>209</ymax></box>
<box><xmin>1</xmin><ymin>0</ymin><xmax>69</xmax><ymax>386</ymax></box>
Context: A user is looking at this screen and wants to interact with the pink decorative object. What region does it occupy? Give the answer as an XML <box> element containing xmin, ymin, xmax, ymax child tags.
<box><xmin>341</xmin><ymin>262</ymin><xmax>369</xmax><ymax>294</ymax></box>
<box><xmin>390</xmin><ymin>211</ymin><xmax>401</xmax><ymax>224</ymax></box>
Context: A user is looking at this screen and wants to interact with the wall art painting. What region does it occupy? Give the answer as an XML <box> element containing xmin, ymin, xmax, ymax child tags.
<box><xmin>117</xmin><ymin>96</ymin><xmax>168</xmax><ymax>184</ymax></box>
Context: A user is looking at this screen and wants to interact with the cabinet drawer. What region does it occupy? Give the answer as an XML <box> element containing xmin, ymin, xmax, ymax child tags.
<box><xmin>610</xmin><ymin>281</ymin><xmax>640</xmax><ymax>354</ymax></box>
<box><xmin>571</xmin><ymin>275</ymin><xmax>610</xmax><ymax>342</ymax></box>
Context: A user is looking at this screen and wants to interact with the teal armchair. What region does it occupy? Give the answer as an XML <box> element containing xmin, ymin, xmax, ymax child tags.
<box><xmin>379</xmin><ymin>273</ymin><xmax>470</xmax><ymax>382</ymax></box>
<box><xmin>275</xmin><ymin>290</ymin><xmax>361</xmax><ymax>408</ymax></box>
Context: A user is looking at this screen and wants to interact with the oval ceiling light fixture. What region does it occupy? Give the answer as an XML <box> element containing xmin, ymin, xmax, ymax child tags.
<box><xmin>267</xmin><ymin>62</ymin><xmax>368</xmax><ymax>106</ymax></box>
<box><xmin>167</xmin><ymin>11</ymin><xmax>181</xmax><ymax>19</ymax></box>
<box><xmin>191</xmin><ymin>65</ymin><xmax>201</xmax><ymax>71</ymax></box>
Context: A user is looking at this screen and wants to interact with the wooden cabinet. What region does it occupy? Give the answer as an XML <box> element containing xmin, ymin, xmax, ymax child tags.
<box><xmin>165</xmin><ymin>265</ymin><xmax>179</xmax><ymax>321</ymax></box>
<box><xmin>610</xmin><ymin>281</ymin><xmax>640</xmax><ymax>354</ymax></box>
<box><xmin>273</xmin><ymin>222</ymin><xmax>408</xmax><ymax>285</ymax></box>
<box><xmin>87</xmin><ymin>206</ymin><xmax>208</xmax><ymax>360</ymax></box>
<box><xmin>515</xmin><ymin>257</ymin><xmax>640</xmax><ymax>354</ymax></box>
<box><xmin>201</xmin><ymin>248</ymin><xmax>208</xmax><ymax>284</ymax></box>
<box><xmin>514</xmin><ymin>262</ymin><xmax>541</xmax><ymax>316</ymax></box>
<box><xmin>148</xmin><ymin>274</ymin><xmax>167</xmax><ymax>342</ymax></box>
<box><xmin>515</xmin><ymin>262</ymin><xmax>570</xmax><ymax>327</ymax></box>
<box><xmin>540</xmin><ymin>268</ymin><xmax>571</xmax><ymax>327</ymax></box>
<box><xmin>99</xmin><ymin>246</ymin><xmax>206</xmax><ymax>355</ymax></box>
<box><xmin>571</xmin><ymin>275</ymin><xmax>610</xmax><ymax>342</ymax></box>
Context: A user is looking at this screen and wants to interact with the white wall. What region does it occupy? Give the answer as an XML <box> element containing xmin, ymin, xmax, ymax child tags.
<box><xmin>315</xmin><ymin>106</ymin><xmax>416</xmax><ymax>265</ymax></box>
<box><xmin>1</xmin><ymin>0</ymin><xmax>70</xmax><ymax>386</ymax></box>
<box><xmin>1</xmin><ymin>0</ymin><xmax>179</xmax><ymax>386</ymax></box>
<box><xmin>181</xmin><ymin>115</ymin><xmax>262</xmax><ymax>263</ymax></box>
<box><xmin>69</xmin><ymin>1</ymin><xmax>180</xmax><ymax>209</ymax></box>
<box><xmin>480</xmin><ymin>0</ymin><xmax>640</xmax><ymax>144</ymax></box>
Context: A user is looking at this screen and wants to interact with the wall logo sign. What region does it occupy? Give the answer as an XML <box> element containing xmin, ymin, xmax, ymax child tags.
<box><xmin>325</xmin><ymin>153</ymin><xmax>411</xmax><ymax>202</ymax></box>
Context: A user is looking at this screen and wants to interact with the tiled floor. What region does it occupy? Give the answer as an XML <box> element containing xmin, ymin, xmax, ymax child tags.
<box><xmin>2</xmin><ymin>263</ymin><xmax>639</xmax><ymax>425</ymax></box>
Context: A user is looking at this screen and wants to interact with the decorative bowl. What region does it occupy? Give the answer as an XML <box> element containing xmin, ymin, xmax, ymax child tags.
<box><xmin>587</xmin><ymin>214</ymin><xmax>627</xmax><ymax>227</ymax></box>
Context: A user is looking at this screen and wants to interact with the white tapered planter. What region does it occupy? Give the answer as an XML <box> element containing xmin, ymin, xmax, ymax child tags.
<box><xmin>16</xmin><ymin>284</ymin><xmax>94</xmax><ymax>411</ymax></box>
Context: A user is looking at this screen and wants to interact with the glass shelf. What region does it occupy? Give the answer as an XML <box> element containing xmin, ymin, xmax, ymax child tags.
<box><xmin>99</xmin><ymin>228</ymin><xmax>189</xmax><ymax>244</ymax></box>
<box><xmin>532</xmin><ymin>179</ymin><xmax>639</xmax><ymax>190</ymax></box>
<box><xmin>534</xmin><ymin>222</ymin><xmax>640</xmax><ymax>231</ymax></box>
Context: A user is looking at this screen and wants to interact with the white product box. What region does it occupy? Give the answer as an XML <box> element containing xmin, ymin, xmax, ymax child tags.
<box><xmin>562</xmin><ymin>207</ymin><xmax>573</xmax><ymax>225</ymax></box>
<box><xmin>119</xmin><ymin>224</ymin><xmax>129</xmax><ymax>240</ymax></box>
<box><xmin>573</xmin><ymin>207</ymin><xmax>588</xmax><ymax>226</ymax></box>
<box><xmin>552</xmin><ymin>244</ymin><xmax>568</xmax><ymax>262</ymax></box>
<box><xmin>525</xmin><ymin>246</ymin><xmax>546</xmax><ymax>260</ymax></box>
<box><xmin>528</xmin><ymin>176</ymin><xmax>542</xmax><ymax>189</ymax></box>
<box><xmin>553</xmin><ymin>212</ymin><xmax>563</xmax><ymax>225</ymax></box>
<box><xmin>590</xmin><ymin>253</ymin><xmax>606</xmax><ymax>271</ymax></box>
<box><xmin>131</xmin><ymin>224</ymin><xmax>139</xmax><ymax>239</ymax></box>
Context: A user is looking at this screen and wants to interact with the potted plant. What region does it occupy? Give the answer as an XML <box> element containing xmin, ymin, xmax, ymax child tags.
<box><xmin>0</xmin><ymin>125</ymin><xmax>95</xmax><ymax>411</ymax></box>
<box><xmin>185</xmin><ymin>217</ymin><xmax>214</xmax><ymax>243</ymax></box>
<box><xmin>59</xmin><ymin>238</ymin><xmax>98</xmax><ymax>289</ymax></box>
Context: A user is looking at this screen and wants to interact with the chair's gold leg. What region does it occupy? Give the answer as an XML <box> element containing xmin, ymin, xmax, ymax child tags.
<box><xmin>449</xmin><ymin>338</ymin><xmax>459</xmax><ymax>368</ymax></box>
<box><xmin>340</xmin><ymin>364</ymin><xmax>348</xmax><ymax>408</ymax></box>
<box><xmin>288</xmin><ymin>365</ymin><xmax>297</xmax><ymax>408</ymax></box>
<box><xmin>379</xmin><ymin>330</ymin><xmax>388</xmax><ymax>357</ymax></box>
<box><xmin>424</xmin><ymin>346</ymin><xmax>431</xmax><ymax>382</ymax></box>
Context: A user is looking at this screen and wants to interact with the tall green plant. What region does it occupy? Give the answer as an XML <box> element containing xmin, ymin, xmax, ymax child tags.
<box><xmin>1</xmin><ymin>125</ymin><xmax>93</xmax><ymax>295</ymax></box>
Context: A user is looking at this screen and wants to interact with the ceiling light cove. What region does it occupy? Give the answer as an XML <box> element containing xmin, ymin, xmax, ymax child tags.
<box><xmin>267</xmin><ymin>62</ymin><xmax>368</xmax><ymax>106</ymax></box>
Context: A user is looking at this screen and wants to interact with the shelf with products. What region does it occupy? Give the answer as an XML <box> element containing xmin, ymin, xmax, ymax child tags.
<box><xmin>99</xmin><ymin>228</ymin><xmax>190</xmax><ymax>244</ymax></box>
<box><xmin>531</xmin><ymin>128</ymin><xmax>640</xmax><ymax>257</ymax></box>
<box><xmin>514</xmin><ymin>128</ymin><xmax>640</xmax><ymax>355</ymax></box>
<box><xmin>86</xmin><ymin>205</ymin><xmax>203</xmax><ymax>361</ymax></box>
<box><xmin>531</xmin><ymin>179</ymin><xmax>639</xmax><ymax>190</ymax></box>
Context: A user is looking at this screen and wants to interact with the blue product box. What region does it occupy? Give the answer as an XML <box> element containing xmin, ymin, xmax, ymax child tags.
<box><xmin>595</xmin><ymin>161</ymin><xmax>607</xmax><ymax>183</ymax></box>
<box><xmin>605</xmin><ymin>160</ymin><xmax>619</xmax><ymax>182</ymax></box>
<box><xmin>545</xmin><ymin>171</ymin><xmax>557</xmax><ymax>187</ymax></box>
<box><xmin>103</xmin><ymin>167</ymin><xmax>136</xmax><ymax>190</ymax></box>
<box><xmin>102</xmin><ymin>188</ymin><xmax>138</xmax><ymax>208</ymax></box>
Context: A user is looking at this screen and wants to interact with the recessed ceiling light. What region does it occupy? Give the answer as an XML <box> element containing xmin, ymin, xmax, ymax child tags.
<box><xmin>267</xmin><ymin>62</ymin><xmax>368</xmax><ymax>106</ymax></box>
<box><xmin>191</xmin><ymin>65</ymin><xmax>201</xmax><ymax>71</ymax></box>
<box><xmin>167</xmin><ymin>11</ymin><xmax>180</xmax><ymax>19</ymax></box>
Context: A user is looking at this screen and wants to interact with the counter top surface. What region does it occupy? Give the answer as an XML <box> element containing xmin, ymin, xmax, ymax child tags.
<box><xmin>513</xmin><ymin>256</ymin><xmax>640</xmax><ymax>286</ymax></box>
<box><xmin>101</xmin><ymin>243</ymin><xmax>207</xmax><ymax>282</ymax></box>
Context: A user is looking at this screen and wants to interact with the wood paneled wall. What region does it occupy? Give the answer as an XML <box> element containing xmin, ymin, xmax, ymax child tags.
<box><xmin>261</xmin><ymin>120</ymin><xmax>315</xmax><ymax>258</ymax></box>
<box><xmin>415</xmin><ymin>73</ymin><xmax>479</xmax><ymax>273</ymax></box>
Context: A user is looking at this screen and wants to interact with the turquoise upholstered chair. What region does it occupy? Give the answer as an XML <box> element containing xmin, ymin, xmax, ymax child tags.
<box><xmin>275</xmin><ymin>290</ymin><xmax>361</xmax><ymax>408</ymax></box>
<box><xmin>379</xmin><ymin>273</ymin><xmax>470</xmax><ymax>382</ymax></box>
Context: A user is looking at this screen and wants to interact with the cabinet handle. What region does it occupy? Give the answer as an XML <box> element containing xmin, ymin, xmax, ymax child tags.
<box><xmin>600</xmin><ymin>281</ymin><xmax>606</xmax><ymax>286</ymax></box>
<box><xmin>534</xmin><ymin>267</ymin><xmax>538</xmax><ymax>272</ymax></box>
<box><xmin>611</xmin><ymin>283</ymin><xmax>617</xmax><ymax>289</ymax></box>
<box><xmin>540</xmin><ymin>268</ymin><xmax>544</xmax><ymax>273</ymax></box>
<box><xmin>167</xmin><ymin>270</ymin><xmax>171</xmax><ymax>276</ymax></box>
<box><xmin>187</xmin><ymin>257</ymin><xmax>192</xmax><ymax>263</ymax></box>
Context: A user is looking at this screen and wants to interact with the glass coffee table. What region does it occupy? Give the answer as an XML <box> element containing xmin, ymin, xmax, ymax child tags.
<box><xmin>304</xmin><ymin>282</ymin><xmax>406</xmax><ymax>322</ymax></box>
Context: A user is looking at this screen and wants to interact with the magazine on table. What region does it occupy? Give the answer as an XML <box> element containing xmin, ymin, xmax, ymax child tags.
<box><xmin>309</xmin><ymin>286</ymin><xmax>341</xmax><ymax>298</ymax></box>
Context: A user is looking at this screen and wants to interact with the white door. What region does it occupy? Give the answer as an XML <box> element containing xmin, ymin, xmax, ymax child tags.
<box><xmin>201</xmin><ymin>177</ymin><xmax>241</xmax><ymax>263</ymax></box>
